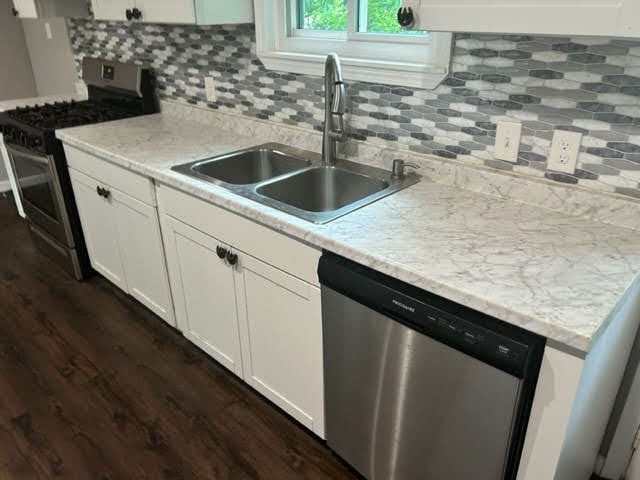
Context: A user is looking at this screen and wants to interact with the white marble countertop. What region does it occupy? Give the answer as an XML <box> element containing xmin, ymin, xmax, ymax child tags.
<box><xmin>56</xmin><ymin>113</ymin><xmax>640</xmax><ymax>354</ymax></box>
<box><xmin>0</xmin><ymin>93</ymin><xmax>86</xmax><ymax>112</ymax></box>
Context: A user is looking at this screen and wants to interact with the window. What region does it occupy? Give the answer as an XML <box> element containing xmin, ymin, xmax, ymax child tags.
<box><xmin>255</xmin><ymin>0</ymin><xmax>453</xmax><ymax>88</ymax></box>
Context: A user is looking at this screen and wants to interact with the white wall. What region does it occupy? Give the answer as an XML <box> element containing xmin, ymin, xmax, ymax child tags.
<box><xmin>0</xmin><ymin>0</ymin><xmax>37</xmax><ymax>101</ymax></box>
<box><xmin>0</xmin><ymin>0</ymin><xmax>37</xmax><ymax>186</ymax></box>
<box><xmin>21</xmin><ymin>18</ymin><xmax>77</xmax><ymax>96</ymax></box>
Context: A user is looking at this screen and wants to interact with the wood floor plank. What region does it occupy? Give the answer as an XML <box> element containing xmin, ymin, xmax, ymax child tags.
<box><xmin>0</xmin><ymin>194</ymin><xmax>358</xmax><ymax>480</ymax></box>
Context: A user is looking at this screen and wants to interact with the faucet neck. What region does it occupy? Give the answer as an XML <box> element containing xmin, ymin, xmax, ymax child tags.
<box><xmin>322</xmin><ymin>53</ymin><xmax>345</xmax><ymax>166</ymax></box>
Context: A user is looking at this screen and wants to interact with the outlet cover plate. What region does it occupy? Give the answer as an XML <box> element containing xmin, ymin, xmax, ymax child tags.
<box><xmin>494</xmin><ymin>121</ymin><xmax>522</xmax><ymax>163</ymax></box>
<box><xmin>548</xmin><ymin>130</ymin><xmax>582</xmax><ymax>174</ymax></box>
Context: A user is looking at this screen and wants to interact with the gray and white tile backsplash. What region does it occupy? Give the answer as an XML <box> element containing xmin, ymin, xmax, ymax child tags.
<box><xmin>66</xmin><ymin>18</ymin><xmax>640</xmax><ymax>199</ymax></box>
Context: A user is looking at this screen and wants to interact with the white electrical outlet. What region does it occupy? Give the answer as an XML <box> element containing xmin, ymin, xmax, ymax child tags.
<box><xmin>494</xmin><ymin>120</ymin><xmax>522</xmax><ymax>163</ymax></box>
<box><xmin>548</xmin><ymin>130</ymin><xmax>582</xmax><ymax>174</ymax></box>
<box><xmin>204</xmin><ymin>76</ymin><xmax>217</xmax><ymax>102</ymax></box>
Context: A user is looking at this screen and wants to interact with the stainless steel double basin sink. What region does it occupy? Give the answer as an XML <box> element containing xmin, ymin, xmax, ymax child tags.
<box><xmin>171</xmin><ymin>143</ymin><xmax>420</xmax><ymax>224</ymax></box>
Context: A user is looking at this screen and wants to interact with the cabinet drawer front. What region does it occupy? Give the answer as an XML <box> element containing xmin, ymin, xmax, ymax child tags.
<box><xmin>64</xmin><ymin>145</ymin><xmax>155</xmax><ymax>205</ymax></box>
<box><xmin>157</xmin><ymin>184</ymin><xmax>321</xmax><ymax>287</ymax></box>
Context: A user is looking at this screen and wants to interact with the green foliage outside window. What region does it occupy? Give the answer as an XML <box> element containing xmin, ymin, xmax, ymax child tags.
<box><xmin>299</xmin><ymin>0</ymin><xmax>409</xmax><ymax>34</ymax></box>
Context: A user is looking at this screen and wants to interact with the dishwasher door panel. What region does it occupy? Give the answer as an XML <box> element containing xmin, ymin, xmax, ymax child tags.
<box><xmin>323</xmin><ymin>287</ymin><xmax>522</xmax><ymax>480</ymax></box>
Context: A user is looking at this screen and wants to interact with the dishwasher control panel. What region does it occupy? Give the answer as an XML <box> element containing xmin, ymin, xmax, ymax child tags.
<box><xmin>420</xmin><ymin>306</ymin><xmax>529</xmax><ymax>376</ymax></box>
<box><xmin>318</xmin><ymin>252</ymin><xmax>541</xmax><ymax>379</ymax></box>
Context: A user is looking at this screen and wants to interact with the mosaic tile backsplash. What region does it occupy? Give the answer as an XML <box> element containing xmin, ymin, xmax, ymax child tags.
<box><xmin>66</xmin><ymin>18</ymin><xmax>640</xmax><ymax>199</ymax></box>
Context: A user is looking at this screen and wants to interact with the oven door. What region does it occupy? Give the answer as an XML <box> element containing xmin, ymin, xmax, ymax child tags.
<box><xmin>6</xmin><ymin>143</ymin><xmax>75</xmax><ymax>247</ymax></box>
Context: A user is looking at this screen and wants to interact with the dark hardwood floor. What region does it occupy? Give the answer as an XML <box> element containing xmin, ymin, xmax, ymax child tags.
<box><xmin>0</xmin><ymin>193</ymin><xmax>357</xmax><ymax>479</ymax></box>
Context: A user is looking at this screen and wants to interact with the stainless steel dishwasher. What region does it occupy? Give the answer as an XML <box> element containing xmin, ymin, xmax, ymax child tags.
<box><xmin>318</xmin><ymin>252</ymin><xmax>545</xmax><ymax>480</ymax></box>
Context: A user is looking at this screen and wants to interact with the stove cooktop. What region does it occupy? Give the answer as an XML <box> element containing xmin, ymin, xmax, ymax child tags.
<box><xmin>7</xmin><ymin>99</ymin><xmax>139</xmax><ymax>130</ymax></box>
<box><xmin>0</xmin><ymin>99</ymin><xmax>145</xmax><ymax>153</ymax></box>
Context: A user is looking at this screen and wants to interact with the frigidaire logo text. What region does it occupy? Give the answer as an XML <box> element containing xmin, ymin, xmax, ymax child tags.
<box><xmin>392</xmin><ymin>299</ymin><xmax>415</xmax><ymax>313</ymax></box>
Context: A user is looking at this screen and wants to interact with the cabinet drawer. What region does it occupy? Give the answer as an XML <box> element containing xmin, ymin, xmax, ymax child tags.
<box><xmin>157</xmin><ymin>184</ymin><xmax>321</xmax><ymax>287</ymax></box>
<box><xmin>64</xmin><ymin>145</ymin><xmax>156</xmax><ymax>206</ymax></box>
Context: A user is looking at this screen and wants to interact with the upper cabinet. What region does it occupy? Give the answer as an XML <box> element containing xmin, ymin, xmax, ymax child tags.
<box><xmin>12</xmin><ymin>0</ymin><xmax>89</xmax><ymax>18</ymax></box>
<box><xmin>401</xmin><ymin>0</ymin><xmax>640</xmax><ymax>38</ymax></box>
<box><xmin>90</xmin><ymin>0</ymin><xmax>254</xmax><ymax>24</ymax></box>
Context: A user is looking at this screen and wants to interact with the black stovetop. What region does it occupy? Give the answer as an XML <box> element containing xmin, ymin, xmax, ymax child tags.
<box><xmin>6</xmin><ymin>99</ymin><xmax>138</xmax><ymax>130</ymax></box>
<box><xmin>0</xmin><ymin>94</ymin><xmax>152</xmax><ymax>154</ymax></box>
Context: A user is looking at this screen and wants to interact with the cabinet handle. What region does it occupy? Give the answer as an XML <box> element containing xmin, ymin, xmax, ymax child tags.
<box><xmin>125</xmin><ymin>8</ymin><xmax>133</xmax><ymax>20</ymax></box>
<box><xmin>397</xmin><ymin>7</ymin><xmax>415</xmax><ymax>28</ymax></box>
<box><xmin>226</xmin><ymin>251</ymin><xmax>238</xmax><ymax>266</ymax></box>
<box><xmin>96</xmin><ymin>186</ymin><xmax>111</xmax><ymax>199</ymax></box>
<box><xmin>216</xmin><ymin>246</ymin><xmax>228</xmax><ymax>259</ymax></box>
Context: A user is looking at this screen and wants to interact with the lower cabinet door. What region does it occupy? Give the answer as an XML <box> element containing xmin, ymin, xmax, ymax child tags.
<box><xmin>112</xmin><ymin>191</ymin><xmax>174</xmax><ymax>325</ymax></box>
<box><xmin>161</xmin><ymin>215</ymin><xmax>244</xmax><ymax>377</ymax></box>
<box><xmin>237</xmin><ymin>254</ymin><xmax>325</xmax><ymax>438</ymax></box>
<box><xmin>69</xmin><ymin>169</ymin><xmax>127</xmax><ymax>290</ymax></box>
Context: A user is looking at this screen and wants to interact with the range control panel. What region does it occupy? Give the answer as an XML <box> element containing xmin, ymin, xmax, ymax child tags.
<box><xmin>102</xmin><ymin>64</ymin><xmax>115</xmax><ymax>80</ymax></box>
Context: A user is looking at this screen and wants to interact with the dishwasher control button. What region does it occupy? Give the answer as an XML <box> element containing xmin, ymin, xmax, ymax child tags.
<box><xmin>463</xmin><ymin>331</ymin><xmax>479</xmax><ymax>344</ymax></box>
<box><xmin>497</xmin><ymin>344</ymin><xmax>512</xmax><ymax>356</ymax></box>
<box><xmin>439</xmin><ymin>318</ymin><xmax>459</xmax><ymax>333</ymax></box>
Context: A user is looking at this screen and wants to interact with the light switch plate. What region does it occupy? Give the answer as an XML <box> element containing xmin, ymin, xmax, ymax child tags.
<box><xmin>548</xmin><ymin>130</ymin><xmax>582</xmax><ymax>174</ymax></box>
<box><xmin>494</xmin><ymin>121</ymin><xmax>522</xmax><ymax>163</ymax></box>
<box><xmin>205</xmin><ymin>76</ymin><xmax>217</xmax><ymax>102</ymax></box>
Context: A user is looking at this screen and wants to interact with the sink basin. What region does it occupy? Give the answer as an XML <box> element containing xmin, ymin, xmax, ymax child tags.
<box><xmin>256</xmin><ymin>166</ymin><xmax>389</xmax><ymax>212</ymax></box>
<box><xmin>174</xmin><ymin>144</ymin><xmax>311</xmax><ymax>185</ymax></box>
<box><xmin>171</xmin><ymin>143</ymin><xmax>420</xmax><ymax>224</ymax></box>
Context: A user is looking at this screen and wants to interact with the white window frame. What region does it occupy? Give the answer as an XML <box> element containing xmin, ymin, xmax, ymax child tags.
<box><xmin>255</xmin><ymin>0</ymin><xmax>453</xmax><ymax>89</ymax></box>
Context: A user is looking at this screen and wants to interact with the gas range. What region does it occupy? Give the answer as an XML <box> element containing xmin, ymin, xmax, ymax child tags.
<box><xmin>0</xmin><ymin>57</ymin><xmax>157</xmax><ymax>280</ymax></box>
<box><xmin>1</xmin><ymin>98</ymin><xmax>149</xmax><ymax>153</ymax></box>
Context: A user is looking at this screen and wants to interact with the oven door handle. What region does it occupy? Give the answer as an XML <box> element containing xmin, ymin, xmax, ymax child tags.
<box><xmin>5</xmin><ymin>143</ymin><xmax>52</xmax><ymax>166</ymax></box>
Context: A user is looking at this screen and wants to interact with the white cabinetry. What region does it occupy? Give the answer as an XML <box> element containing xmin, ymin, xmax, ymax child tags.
<box><xmin>12</xmin><ymin>0</ymin><xmax>88</xmax><ymax>18</ymax></box>
<box><xmin>238</xmin><ymin>255</ymin><xmax>323</xmax><ymax>434</ymax></box>
<box><xmin>157</xmin><ymin>184</ymin><xmax>324</xmax><ymax>437</ymax></box>
<box><xmin>90</xmin><ymin>0</ymin><xmax>253</xmax><ymax>24</ymax></box>
<box><xmin>161</xmin><ymin>216</ymin><xmax>244</xmax><ymax>376</ymax></box>
<box><xmin>136</xmin><ymin>0</ymin><xmax>195</xmax><ymax>24</ymax></box>
<box><xmin>90</xmin><ymin>0</ymin><xmax>130</xmax><ymax>21</ymax></box>
<box><xmin>402</xmin><ymin>0</ymin><xmax>640</xmax><ymax>37</ymax></box>
<box><xmin>65</xmin><ymin>146</ymin><xmax>175</xmax><ymax>326</ymax></box>
<box><xmin>70</xmin><ymin>170</ymin><xmax>127</xmax><ymax>290</ymax></box>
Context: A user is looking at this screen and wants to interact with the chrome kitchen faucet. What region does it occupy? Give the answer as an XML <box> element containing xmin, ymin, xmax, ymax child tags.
<box><xmin>322</xmin><ymin>53</ymin><xmax>347</xmax><ymax>166</ymax></box>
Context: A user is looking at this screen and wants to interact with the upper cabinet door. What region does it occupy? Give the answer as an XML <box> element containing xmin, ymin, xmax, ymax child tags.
<box><xmin>195</xmin><ymin>0</ymin><xmax>253</xmax><ymax>24</ymax></box>
<box><xmin>11</xmin><ymin>0</ymin><xmax>38</xmax><ymax>18</ymax></box>
<box><xmin>135</xmin><ymin>0</ymin><xmax>196</xmax><ymax>24</ymax></box>
<box><xmin>91</xmin><ymin>0</ymin><xmax>129</xmax><ymax>21</ymax></box>
<box><xmin>402</xmin><ymin>0</ymin><xmax>629</xmax><ymax>37</ymax></box>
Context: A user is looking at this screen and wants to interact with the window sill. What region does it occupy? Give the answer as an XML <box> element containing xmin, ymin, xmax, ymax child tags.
<box><xmin>257</xmin><ymin>49</ymin><xmax>450</xmax><ymax>89</ymax></box>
